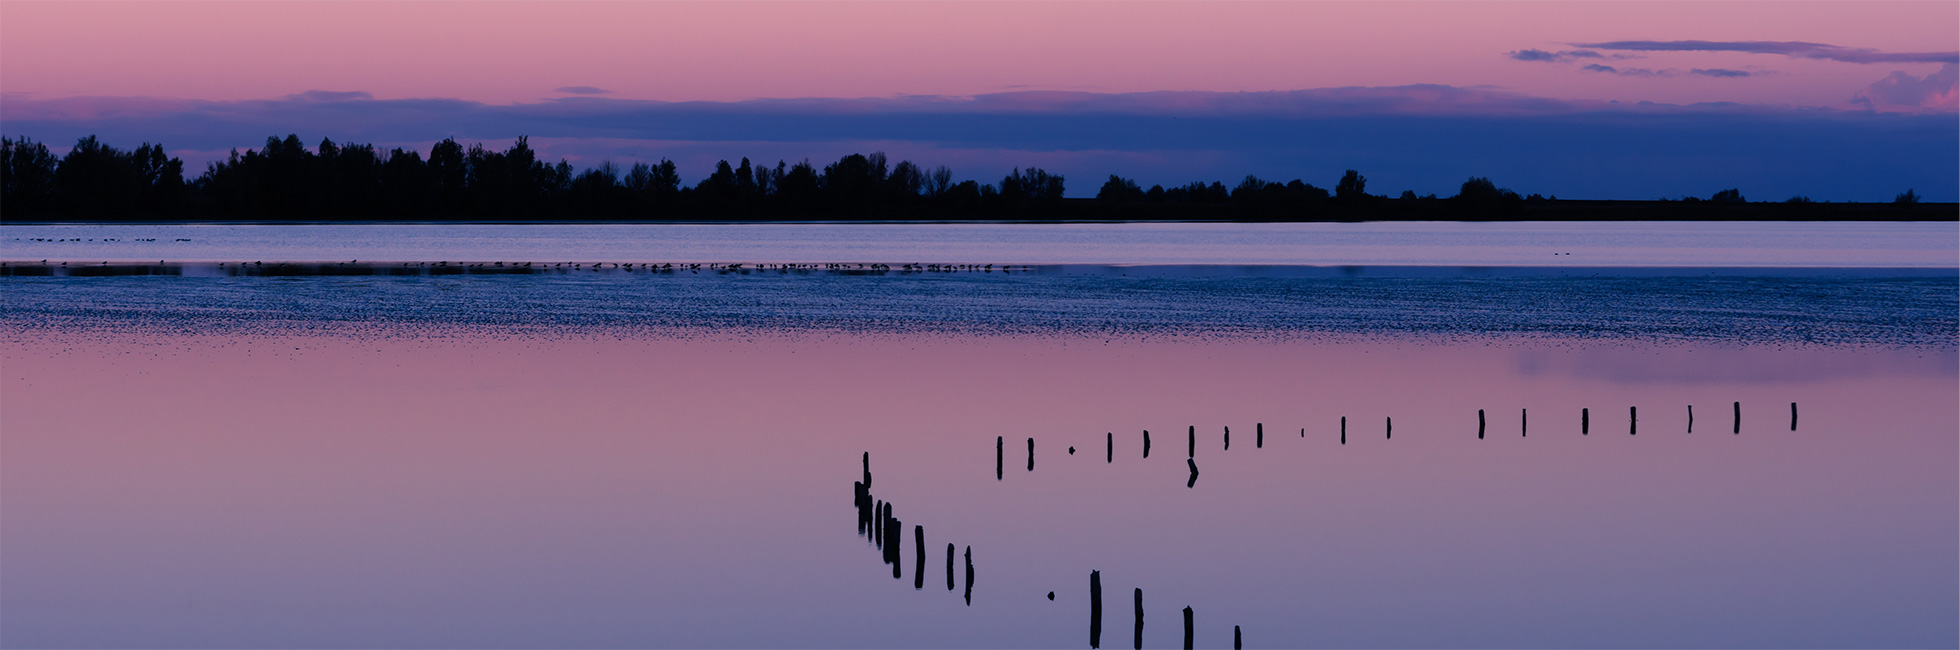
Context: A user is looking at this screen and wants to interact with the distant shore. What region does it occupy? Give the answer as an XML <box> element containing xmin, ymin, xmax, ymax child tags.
<box><xmin>4</xmin><ymin>198</ymin><xmax>1954</xmax><ymax>225</ymax></box>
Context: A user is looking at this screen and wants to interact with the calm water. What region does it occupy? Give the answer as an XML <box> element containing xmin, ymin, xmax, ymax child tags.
<box><xmin>5</xmin><ymin>221</ymin><xmax>1958</xmax><ymax>267</ymax></box>
<box><xmin>2</xmin><ymin>224</ymin><xmax>1955</xmax><ymax>648</ymax></box>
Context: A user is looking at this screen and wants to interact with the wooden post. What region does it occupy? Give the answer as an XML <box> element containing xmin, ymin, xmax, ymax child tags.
<box><xmin>1630</xmin><ymin>405</ymin><xmax>1637</xmax><ymax>436</ymax></box>
<box><xmin>1224</xmin><ymin>426</ymin><xmax>1230</xmax><ymax>451</ymax></box>
<box><xmin>1582</xmin><ymin>408</ymin><xmax>1589</xmax><ymax>435</ymax></box>
<box><xmin>964</xmin><ymin>546</ymin><xmax>974</xmax><ymax>606</ymax></box>
<box><xmin>1028</xmin><ymin>437</ymin><xmax>1035</xmax><ymax>471</ymax></box>
<box><xmin>1688</xmin><ymin>404</ymin><xmax>1694</xmax><ymax>433</ymax></box>
<box><xmin>1790</xmin><ymin>402</ymin><xmax>1797</xmax><ymax>431</ymax></box>
<box><xmin>855</xmin><ymin>481</ymin><xmax>867</xmax><ymax>535</ymax></box>
<box><xmin>1340</xmin><ymin>416</ymin><xmax>1346</xmax><ymax>445</ymax></box>
<box><xmin>1235</xmin><ymin>625</ymin><xmax>1242</xmax><ymax>649</ymax></box>
<box><xmin>1386</xmin><ymin>416</ymin><xmax>1392</xmax><ymax>440</ymax></box>
<box><xmin>862</xmin><ymin>451</ymin><xmax>872</xmax><ymax>489</ymax></box>
<box><xmin>1183</xmin><ymin>607</ymin><xmax>1194</xmax><ymax>650</ymax></box>
<box><xmin>1134</xmin><ymin>588</ymin><xmax>1144</xmax><ymax>650</ymax></box>
<box><xmin>1144</xmin><ymin>430</ymin><xmax>1151</xmax><ymax>458</ymax></box>
<box><xmin>1107</xmin><ymin>432</ymin><xmax>1113</xmax><ymax>463</ymax></box>
<box><xmin>997</xmin><ymin>436</ymin><xmax>1003</xmax><ymax>480</ymax></box>
<box><xmin>1186</xmin><ymin>459</ymin><xmax>1199</xmax><ymax>488</ymax></box>
<box><xmin>946</xmin><ymin>543</ymin><xmax>955</xmax><ymax>591</ymax></box>
<box><xmin>914</xmin><ymin>525</ymin><xmax>925</xmax><ymax>589</ymax></box>
<box><xmin>1090</xmin><ymin>570</ymin><xmax>1103</xmax><ymax>649</ymax></box>
<box><xmin>889</xmin><ymin>517</ymin><xmax>902</xmax><ymax>578</ymax></box>
<box><xmin>1734</xmin><ymin>401</ymin><xmax>1741</xmax><ymax>434</ymax></box>
<box><xmin>875</xmin><ymin>500</ymin><xmax>884</xmax><ymax>549</ymax></box>
<box><xmin>1188</xmin><ymin>426</ymin><xmax>1195</xmax><ymax>458</ymax></box>
<box><xmin>1479</xmin><ymin>409</ymin><xmax>1485</xmax><ymax>439</ymax></box>
<box><xmin>1522</xmin><ymin>408</ymin><xmax>1528</xmax><ymax>437</ymax></box>
<box><xmin>1257</xmin><ymin>423</ymin><xmax>1263</xmax><ymax>448</ymax></box>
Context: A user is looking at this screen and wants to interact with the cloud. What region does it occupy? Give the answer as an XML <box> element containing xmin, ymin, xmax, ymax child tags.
<box><xmin>1583</xmin><ymin>64</ymin><xmax>1665</xmax><ymax>77</ymax></box>
<box><xmin>555</xmin><ymin>86</ymin><xmax>611</xmax><ymax>95</ymax></box>
<box><xmin>2</xmin><ymin>87</ymin><xmax>1953</xmax><ymax>201</ymax></box>
<box><xmin>1572</xmin><ymin>40</ymin><xmax>1958</xmax><ymax>65</ymax></box>
<box><xmin>1507</xmin><ymin>48</ymin><xmax>1604</xmax><ymax>63</ymax></box>
<box><xmin>1854</xmin><ymin>63</ymin><xmax>1959</xmax><ymax>110</ymax></box>
<box><xmin>1579</xmin><ymin>66</ymin><xmax>1756</xmax><ymax>79</ymax></box>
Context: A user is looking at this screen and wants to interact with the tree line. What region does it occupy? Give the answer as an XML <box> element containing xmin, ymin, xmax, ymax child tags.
<box><xmin>0</xmin><ymin>134</ymin><xmax>1936</xmax><ymax>221</ymax></box>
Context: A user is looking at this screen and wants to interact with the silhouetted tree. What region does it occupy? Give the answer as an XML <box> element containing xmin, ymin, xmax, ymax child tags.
<box><xmin>1097</xmin><ymin>175</ymin><xmax>1145</xmax><ymax>203</ymax></box>
<box><xmin>1453</xmin><ymin>176</ymin><xmax>1523</xmax><ymax>217</ymax></box>
<box><xmin>1710</xmin><ymin>188</ymin><xmax>1745</xmax><ymax>204</ymax></box>
<box><xmin>1335</xmin><ymin>169</ymin><xmax>1367</xmax><ymax>202</ymax></box>
<box><xmin>1894</xmin><ymin>189</ymin><xmax>1920</xmax><ymax>204</ymax></box>
<box><xmin>1</xmin><ymin>136</ymin><xmax>59</xmax><ymax>216</ymax></box>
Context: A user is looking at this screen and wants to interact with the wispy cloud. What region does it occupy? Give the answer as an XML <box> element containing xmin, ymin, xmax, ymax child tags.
<box><xmin>1579</xmin><ymin>65</ymin><xmax>1757</xmax><ymax>79</ymax></box>
<box><xmin>1582</xmin><ymin>64</ymin><xmax>1663</xmax><ymax>78</ymax></box>
<box><xmin>1572</xmin><ymin>40</ymin><xmax>1958</xmax><ymax>65</ymax></box>
<box><xmin>1690</xmin><ymin>68</ymin><xmax>1752</xmax><ymax>78</ymax></box>
<box><xmin>554</xmin><ymin>86</ymin><xmax>611</xmax><ymax>95</ymax></box>
<box><xmin>1506</xmin><ymin>48</ymin><xmax>1605</xmax><ymax>63</ymax></box>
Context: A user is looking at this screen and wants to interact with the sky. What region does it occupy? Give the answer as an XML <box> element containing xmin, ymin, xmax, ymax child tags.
<box><xmin>2</xmin><ymin>0</ymin><xmax>1955</xmax><ymax>200</ymax></box>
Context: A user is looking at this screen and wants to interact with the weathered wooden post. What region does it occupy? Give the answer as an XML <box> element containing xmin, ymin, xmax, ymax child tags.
<box><xmin>1028</xmin><ymin>437</ymin><xmax>1035</xmax><ymax>471</ymax></box>
<box><xmin>855</xmin><ymin>481</ymin><xmax>868</xmax><ymax>535</ymax></box>
<box><xmin>1387</xmin><ymin>416</ymin><xmax>1392</xmax><ymax>440</ymax></box>
<box><xmin>964</xmin><ymin>546</ymin><xmax>975</xmax><ymax>605</ymax></box>
<box><xmin>1522</xmin><ymin>408</ymin><xmax>1528</xmax><ymax>437</ymax></box>
<box><xmin>1479</xmin><ymin>409</ymin><xmax>1486</xmax><ymax>439</ymax></box>
<box><xmin>1183</xmin><ymin>607</ymin><xmax>1194</xmax><ymax>650</ymax></box>
<box><xmin>1256</xmin><ymin>423</ymin><xmax>1263</xmax><ymax>448</ymax></box>
<box><xmin>889</xmin><ymin>516</ymin><xmax>902</xmax><ymax>579</ymax></box>
<box><xmin>1144</xmin><ymin>430</ymin><xmax>1151</xmax><ymax>458</ymax></box>
<box><xmin>1582</xmin><ymin>408</ymin><xmax>1590</xmax><ymax>435</ymax></box>
<box><xmin>1790</xmin><ymin>402</ymin><xmax>1797</xmax><ymax>430</ymax></box>
<box><xmin>1688</xmin><ymin>404</ymin><xmax>1694</xmax><ymax>433</ymax></box>
<box><xmin>1235</xmin><ymin>625</ymin><xmax>1242</xmax><ymax>649</ymax></box>
<box><xmin>1733</xmin><ymin>401</ymin><xmax>1741</xmax><ymax>434</ymax></box>
<box><xmin>1134</xmin><ymin>588</ymin><xmax>1144</xmax><ymax>650</ymax></box>
<box><xmin>914</xmin><ymin>525</ymin><xmax>925</xmax><ymax>589</ymax></box>
<box><xmin>946</xmin><ymin>543</ymin><xmax>955</xmax><ymax>590</ymax></box>
<box><xmin>1107</xmin><ymin>432</ymin><xmax>1113</xmax><ymax>463</ymax></box>
<box><xmin>1630</xmin><ymin>406</ymin><xmax>1637</xmax><ymax>435</ymax></box>
<box><xmin>1090</xmin><ymin>570</ymin><xmax>1103</xmax><ymax>648</ymax></box>
<box><xmin>1188</xmin><ymin>426</ymin><xmax>1196</xmax><ymax>458</ymax></box>
<box><xmin>1224</xmin><ymin>426</ymin><xmax>1230</xmax><ymax>451</ymax></box>
<box><xmin>1341</xmin><ymin>416</ymin><xmax>1346</xmax><ymax>445</ymax></box>
<box><xmin>862</xmin><ymin>451</ymin><xmax>872</xmax><ymax>488</ymax></box>
<box><xmin>875</xmin><ymin>500</ymin><xmax>885</xmax><ymax>549</ymax></box>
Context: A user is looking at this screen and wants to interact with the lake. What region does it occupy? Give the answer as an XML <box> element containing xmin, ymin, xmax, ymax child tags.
<box><xmin>2</xmin><ymin>222</ymin><xmax>1955</xmax><ymax>648</ymax></box>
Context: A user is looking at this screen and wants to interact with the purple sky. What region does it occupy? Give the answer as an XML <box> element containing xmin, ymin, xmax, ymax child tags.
<box><xmin>2</xmin><ymin>1</ymin><xmax>1954</xmax><ymax>201</ymax></box>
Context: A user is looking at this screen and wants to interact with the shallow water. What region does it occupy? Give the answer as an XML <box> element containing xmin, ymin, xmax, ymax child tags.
<box><xmin>2</xmin><ymin>227</ymin><xmax>1956</xmax><ymax>648</ymax></box>
<box><xmin>3</xmin><ymin>330</ymin><xmax>1954</xmax><ymax>648</ymax></box>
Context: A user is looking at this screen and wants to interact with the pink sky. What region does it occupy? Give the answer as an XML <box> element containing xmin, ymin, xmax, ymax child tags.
<box><xmin>2</xmin><ymin>1</ymin><xmax>1953</xmax><ymax>108</ymax></box>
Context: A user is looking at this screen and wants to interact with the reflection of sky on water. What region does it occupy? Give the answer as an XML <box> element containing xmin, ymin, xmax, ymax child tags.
<box><xmin>2</xmin><ymin>264</ymin><xmax>1954</xmax><ymax>647</ymax></box>
<box><xmin>1517</xmin><ymin>345</ymin><xmax>1959</xmax><ymax>384</ymax></box>
<box><xmin>3</xmin><ymin>331</ymin><xmax>1953</xmax><ymax>648</ymax></box>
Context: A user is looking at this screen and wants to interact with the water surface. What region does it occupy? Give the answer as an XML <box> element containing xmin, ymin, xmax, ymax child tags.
<box><xmin>1</xmin><ymin>224</ymin><xmax>1955</xmax><ymax>648</ymax></box>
